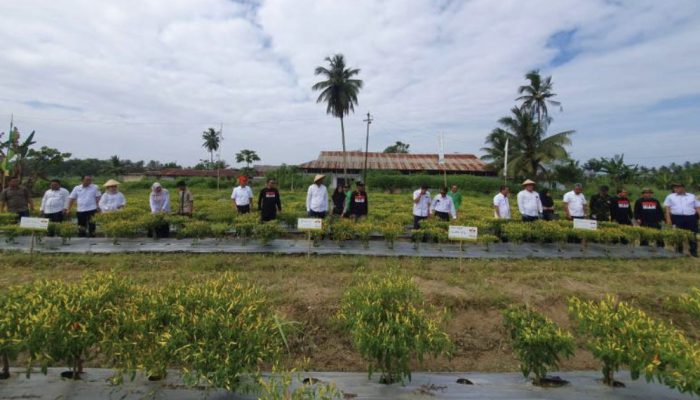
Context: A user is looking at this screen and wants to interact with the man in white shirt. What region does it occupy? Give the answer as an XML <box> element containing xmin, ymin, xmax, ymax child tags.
<box><xmin>493</xmin><ymin>185</ymin><xmax>511</xmax><ymax>220</ymax></box>
<box><xmin>517</xmin><ymin>179</ymin><xmax>543</xmax><ymax>222</ymax></box>
<box><xmin>40</xmin><ymin>179</ymin><xmax>70</xmax><ymax>223</ymax></box>
<box><xmin>563</xmin><ymin>183</ymin><xmax>587</xmax><ymax>220</ymax></box>
<box><xmin>99</xmin><ymin>179</ymin><xmax>126</xmax><ymax>212</ymax></box>
<box><xmin>431</xmin><ymin>186</ymin><xmax>457</xmax><ymax>221</ymax></box>
<box><xmin>412</xmin><ymin>184</ymin><xmax>432</xmax><ymax>229</ymax></box>
<box><xmin>68</xmin><ymin>175</ymin><xmax>101</xmax><ymax>237</ymax></box>
<box><xmin>231</xmin><ymin>176</ymin><xmax>254</xmax><ymax>214</ymax></box>
<box><xmin>306</xmin><ymin>174</ymin><xmax>329</xmax><ymax>218</ymax></box>
<box><xmin>664</xmin><ymin>182</ymin><xmax>700</xmax><ymax>257</ymax></box>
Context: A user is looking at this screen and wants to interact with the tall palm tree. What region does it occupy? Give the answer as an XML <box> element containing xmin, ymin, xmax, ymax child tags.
<box><xmin>235</xmin><ymin>149</ymin><xmax>260</xmax><ymax>169</ymax></box>
<box><xmin>312</xmin><ymin>54</ymin><xmax>363</xmax><ymax>181</ymax></box>
<box><xmin>483</xmin><ymin>107</ymin><xmax>573</xmax><ymax>178</ymax></box>
<box><xmin>516</xmin><ymin>70</ymin><xmax>561</xmax><ymax>129</ymax></box>
<box><xmin>201</xmin><ymin>127</ymin><xmax>221</xmax><ymax>165</ymax></box>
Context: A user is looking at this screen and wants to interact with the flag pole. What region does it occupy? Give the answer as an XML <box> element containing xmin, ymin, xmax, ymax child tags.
<box><xmin>503</xmin><ymin>138</ymin><xmax>509</xmax><ymax>185</ymax></box>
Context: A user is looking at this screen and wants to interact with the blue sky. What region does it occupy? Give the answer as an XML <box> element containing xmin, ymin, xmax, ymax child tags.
<box><xmin>0</xmin><ymin>0</ymin><xmax>698</xmax><ymax>167</ymax></box>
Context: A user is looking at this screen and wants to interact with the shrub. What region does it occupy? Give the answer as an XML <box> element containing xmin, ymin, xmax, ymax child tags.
<box><xmin>56</xmin><ymin>222</ymin><xmax>78</xmax><ymax>245</ymax></box>
<box><xmin>353</xmin><ymin>221</ymin><xmax>374</xmax><ymax>248</ymax></box>
<box><xmin>678</xmin><ymin>288</ymin><xmax>700</xmax><ymax>322</ymax></box>
<box><xmin>101</xmin><ymin>220</ymin><xmax>143</xmax><ymax>244</ymax></box>
<box><xmin>330</xmin><ymin>218</ymin><xmax>354</xmax><ymax>247</ymax></box>
<box><xmin>502</xmin><ymin>305</ymin><xmax>574</xmax><ymax>385</ymax></box>
<box><xmin>253</xmin><ymin>221</ymin><xmax>285</xmax><ymax>246</ymax></box>
<box><xmin>177</xmin><ymin>220</ymin><xmax>213</xmax><ymax>244</ymax></box>
<box><xmin>336</xmin><ymin>268</ymin><xmax>452</xmax><ymax>384</ymax></box>
<box><xmin>381</xmin><ymin>224</ymin><xmax>403</xmax><ymax>249</ymax></box>
<box><xmin>234</xmin><ymin>213</ymin><xmax>258</xmax><ymax>244</ymax></box>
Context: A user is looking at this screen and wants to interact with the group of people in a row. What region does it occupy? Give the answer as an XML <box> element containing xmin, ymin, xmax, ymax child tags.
<box><xmin>491</xmin><ymin>179</ymin><xmax>700</xmax><ymax>256</ymax></box>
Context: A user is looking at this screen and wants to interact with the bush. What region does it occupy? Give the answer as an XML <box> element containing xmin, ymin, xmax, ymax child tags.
<box><xmin>253</xmin><ymin>221</ymin><xmax>285</xmax><ymax>245</ymax></box>
<box><xmin>234</xmin><ymin>213</ymin><xmax>258</xmax><ymax>244</ymax></box>
<box><xmin>56</xmin><ymin>222</ymin><xmax>78</xmax><ymax>245</ymax></box>
<box><xmin>336</xmin><ymin>268</ymin><xmax>452</xmax><ymax>384</ymax></box>
<box><xmin>502</xmin><ymin>305</ymin><xmax>574</xmax><ymax>385</ymax></box>
<box><xmin>101</xmin><ymin>220</ymin><xmax>144</xmax><ymax>244</ymax></box>
<box><xmin>177</xmin><ymin>220</ymin><xmax>213</xmax><ymax>244</ymax></box>
<box><xmin>365</xmin><ymin>171</ymin><xmax>501</xmax><ymax>194</ymax></box>
<box><xmin>678</xmin><ymin>288</ymin><xmax>700</xmax><ymax>322</ymax></box>
<box><xmin>380</xmin><ymin>224</ymin><xmax>403</xmax><ymax>249</ymax></box>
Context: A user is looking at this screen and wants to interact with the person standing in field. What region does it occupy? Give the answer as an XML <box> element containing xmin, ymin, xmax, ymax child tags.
<box><xmin>431</xmin><ymin>186</ymin><xmax>457</xmax><ymax>221</ymax></box>
<box><xmin>493</xmin><ymin>185</ymin><xmax>511</xmax><ymax>220</ymax></box>
<box><xmin>412</xmin><ymin>184</ymin><xmax>431</xmax><ymax>229</ymax></box>
<box><xmin>664</xmin><ymin>183</ymin><xmax>699</xmax><ymax>257</ymax></box>
<box><xmin>563</xmin><ymin>183</ymin><xmax>587</xmax><ymax>220</ymax></box>
<box><xmin>231</xmin><ymin>176</ymin><xmax>254</xmax><ymax>214</ymax></box>
<box><xmin>175</xmin><ymin>181</ymin><xmax>194</xmax><ymax>216</ymax></box>
<box><xmin>40</xmin><ymin>179</ymin><xmax>69</xmax><ymax>223</ymax></box>
<box><xmin>306</xmin><ymin>174</ymin><xmax>328</xmax><ymax>218</ymax></box>
<box><xmin>331</xmin><ymin>185</ymin><xmax>346</xmax><ymax>216</ymax></box>
<box><xmin>149</xmin><ymin>182</ymin><xmax>170</xmax><ymax>238</ymax></box>
<box><xmin>98</xmin><ymin>179</ymin><xmax>126</xmax><ymax>213</ymax></box>
<box><xmin>610</xmin><ymin>188</ymin><xmax>633</xmax><ymax>225</ymax></box>
<box><xmin>589</xmin><ymin>185</ymin><xmax>611</xmax><ymax>222</ymax></box>
<box><xmin>448</xmin><ymin>185</ymin><xmax>462</xmax><ymax>211</ymax></box>
<box><xmin>347</xmin><ymin>181</ymin><xmax>368</xmax><ymax>220</ymax></box>
<box><xmin>0</xmin><ymin>176</ymin><xmax>33</xmax><ymax>220</ymax></box>
<box><xmin>68</xmin><ymin>175</ymin><xmax>101</xmax><ymax>237</ymax></box>
<box><xmin>634</xmin><ymin>188</ymin><xmax>663</xmax><ymax>229</ymax></box>
<box><xmin>258</xmin><ymin>178</ymin><xmax>282</xmax><ymax>222</ymax></box>
<box><xmin>539</xmin><ymin>188</ymin><xmax>555</xmax><ymax>221</ymax></box>
<box><xmin>517</xmin><ymin>179</ymin><xmax>542</xmax><ymax>222</ymax></box>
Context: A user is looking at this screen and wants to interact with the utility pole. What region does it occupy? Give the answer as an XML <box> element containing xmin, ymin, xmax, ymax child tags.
<box><xmin>362</xmin><ymin>112</ymin><xmax>373</xmax><ymax>184</ymax></box>
<box><xmin>217</xmin><ymin>123</ymin><xmax>223</xmax><ymax>192</ymax></box>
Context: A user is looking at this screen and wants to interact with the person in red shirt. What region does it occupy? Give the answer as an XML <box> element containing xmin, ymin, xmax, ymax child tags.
<box><xmin>610</xmin><ymin>188</ymin><xmax>633</xmax><ymax>225</ymax></box>
<box><xmin>347</xmin><ymin>182</ymin><xmax>368</xmax><ymax>220</ymax></box>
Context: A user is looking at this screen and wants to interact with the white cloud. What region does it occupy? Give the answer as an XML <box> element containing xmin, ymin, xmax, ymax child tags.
<box><xmin>0</xmin><ymin>0</ymin><xmax>697</xmax><ymax>168</ymax></box>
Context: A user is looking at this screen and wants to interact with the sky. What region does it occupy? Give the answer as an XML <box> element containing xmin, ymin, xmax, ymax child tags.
<box><xmin>1</xmin><ymin>0</ymin><xmax>699</xmax><ymax>168</ymax></box>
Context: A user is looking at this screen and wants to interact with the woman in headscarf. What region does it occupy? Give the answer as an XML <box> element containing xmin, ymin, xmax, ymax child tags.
<box><xmin>149</xmin><ymin>182</ymin><xmax>170</xmax><ymax>238</ymax></box>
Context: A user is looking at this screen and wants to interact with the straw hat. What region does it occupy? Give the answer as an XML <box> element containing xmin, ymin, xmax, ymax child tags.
<box><xmin>313</xmin><ymin>174</ymin><xmax>325</xmax><ymax>183</ymax></box>
<box><xmin>103</xmin><ymin>179</ymin><xmax>120</xmax><ymax>187</ymax></box>
<box><xmin>521</xmin><ymin>179</ymin><xmax>536</xmax><ymax>186</ymax></box>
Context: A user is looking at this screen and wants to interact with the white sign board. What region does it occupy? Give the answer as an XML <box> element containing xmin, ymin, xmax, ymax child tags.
<box><xmin>448</xmin><ymin>226</ymin><xmax>478</xmax><ymax>240</ymax></box>
<box><xmin>20</xmin><ymin>217</ymin><xmax>49</xmax><ymax>231</ymax></box>
<box><xmin>573</xmin><ymin>218</ymin><xmax>598</xmax><ymax>230</ymax></box>
<box><xmin>297</xmin><ymin>218</ymin><xmax>323</xmax><ymax>231</ymax></box>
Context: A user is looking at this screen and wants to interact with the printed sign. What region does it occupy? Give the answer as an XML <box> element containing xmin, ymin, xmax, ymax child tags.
<box><xmin>448</xmin><ymin>225</ymin><xmax>478</xmax><ymax>240</ymax></box>
<box><xmin>297</xmin><ymin>218</ymin><xmax>323</xmax><ymax>231</ymax></box>
<box><xmin>573</xmin><ymin>218</ymin><xmax>598</xmax><ymax>230</ymax></box>
<box><xmin>19</xmin><ymin>217</ymin><xmax>49</xmax><ymax>231</ymax></box>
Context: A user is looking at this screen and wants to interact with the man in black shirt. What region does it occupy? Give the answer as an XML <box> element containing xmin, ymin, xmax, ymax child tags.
<box><xmin>258</xmin><ymin>179</ymin><xmax>282</xmax><ymax>222</ymax></box>
<box><xmin>610</xmin><ymin>188</ymin><xmax>633</xmax><ymax>225</ymax></box>
<box><xmin>589</xmin><ymin>185</ymin><xmax>611</xmax><ymax>221</ymax></box>
<box><xmin>634</xmin><ymin>188</ymin><xmax>663</xmax><ymax>229</ymax></box>
<box><xmin>347</xmin><ymin>181</ymin><xmax>368</xmax><ymax>220</ymax></box>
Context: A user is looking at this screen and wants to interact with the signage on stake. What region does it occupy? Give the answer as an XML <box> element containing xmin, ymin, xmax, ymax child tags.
<box><xmin>297</xmin><ymin>218</ymin><xmax>323</xmax><ymax>231</ymax></box>
<box><xmin>20</xmin><ymin>217</ymin><xmax>49</xmax><ymax>231</ymax></box>
<box><xmin>448</xmin><ymin>226</ymin><xmax>478</xmax><ymax>240</ymax></box>
<box><xmin>573</xmin><ymin>218</ymin><xmax>597</xmax><ymax>230</ymax></box>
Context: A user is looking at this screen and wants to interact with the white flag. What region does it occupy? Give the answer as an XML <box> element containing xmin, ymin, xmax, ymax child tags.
<box><xmin>503</xmin><ymin>138</ymin><xmax>509</xmax><ymax>178</ymax></box>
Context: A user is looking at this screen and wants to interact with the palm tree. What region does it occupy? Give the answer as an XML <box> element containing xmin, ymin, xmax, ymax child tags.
<box><xmin>201</xmin><ymin>127</ymin><xmax>221</xmax><ymax>166</ymax></box>
<box><xmin>516</xmin><ymin>70</ymin><xmax>561</xmax><ymax>129</ymax></box>
<box><xmin>312</xmin><ymin>54</ymin><xmax>363</xmax><ymax>180</ymax></box>
<box><xmin>235</xmin><ymin>149</ymin><xmax>260</xmax><ymax>169</ymax></box>
<box><xmin>483</xmin><ymin>107</ymin><xmax>573</xmax><ymax>178</ymax></box>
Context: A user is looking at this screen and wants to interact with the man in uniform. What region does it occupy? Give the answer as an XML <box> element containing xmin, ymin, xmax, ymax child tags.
<box><xmin>258</xmin><ymin>178</ymin><xmax>282</xmax><ymax>222</ymax></box>
<box><xmin>664</xmin><ymin>183</ymin><xmax>700</xmax><ymax>257</ymax></box>
<box><xmin>0</xmin><ymin>176</ymin><xmax>33</xmax><ymax>220</ymax></box>
<box><xmin>610</xmin><ymin>188</ymin><xmax>633</xmax><ymax>225</ymax></box>
<box><xmin>589</xmin><ymin>185</ymin><xmax>611</xmax><ymax>222</ymax></box>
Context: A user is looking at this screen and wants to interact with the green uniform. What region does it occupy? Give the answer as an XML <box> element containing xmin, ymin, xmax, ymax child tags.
<box><xmin>448</xmin><ymin>191</ymin><xmax>462</xmax><ymax>210</ymax></box>
<box><xmin>589</xmin><ymin>193</ymin><xmax>611</xmax><ymax>221</ymax></box>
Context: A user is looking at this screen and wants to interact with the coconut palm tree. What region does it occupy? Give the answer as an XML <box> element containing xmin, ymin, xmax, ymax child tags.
<box><xmin>516</xmin><ymin>70</ymin><xmax>561</xmax><ymax>129</ymax></box>
<box><xmin>201</xmin><ymin>127</ymin><xmax>221</xmax><ymax>166</ymax></box>
<box><xmin>484</xmin><ymin>107</ymin><xmax>573</xmax><ymax>179</ymax></box>
<box><xmin>312</xmin><ymin>54</ymin><xmax>363</xmax><ymax>180</ymax></box>
<box><xmin>235</xmin><ymin>149</ymin><xmax>260</xmax><ymax>169</ymax></box>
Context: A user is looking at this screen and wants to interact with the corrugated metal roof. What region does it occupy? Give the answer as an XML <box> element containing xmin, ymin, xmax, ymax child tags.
<box><xmin>299</xmin><ymin>151</ymin><xmax>488</xmax><ymax>172</ymax></box>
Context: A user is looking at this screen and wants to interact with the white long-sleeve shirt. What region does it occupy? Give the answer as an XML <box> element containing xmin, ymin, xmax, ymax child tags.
<box><xmin>517</xmin><ymin>190</ymin><xmax>543</xmax><ymax>217</ymax></box>
<box><xmin>431</xmin><ymin>194</ymin><xmax>457</xmax><ymax>219</ymax></box>
<box><xmin>99</xmin><ymin>192</ymin><xmax>126</xmax><ymax>212</ymax></box>
<box><xmin>306</xmin><ymin>184</ymin><xmax>328</xmax><ymax>212</ymax></box>
<box><xmin>231</xmin><ymin>185</ymin><xmax>254</xmax><ymax>206</ymax></box>
<box><xmin>150</xmin><ymin>189</ymin><xmax>170</xmax><ymax>213</ymax></box>
<box><xmin>413</xmin><ymin>190</ymin><xmax>432</xmax><ymax>217</ymax></box>
<box><xmin>40</xmin><ymin>188</ymin><xmax>70</xmax><ymax>214</ymax></box>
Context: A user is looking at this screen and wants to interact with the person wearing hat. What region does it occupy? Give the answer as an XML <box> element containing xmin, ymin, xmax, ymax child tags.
<box><xmin>175</xmin><ymin>180</ymin><xmax>194</xmax><ymax>216</ymax></box>
<box><xmin>563</xmin><ymin>183</ymin><xmax>587</xmax><ymax>220</ymax></box>
<box><xmin>68</xmin><ymin>175</ymin><xmax>101</xmax><ymax>237</ymax></box>
<box><xmin>231</xmin><ymin>176</ymin><xmax>254</xmax><ymax>214</ymax></box>
<box><xmin>306</xmin><ymin>174</ymin><xmax>329</xmax><ymax>218</ymax></box>
<box><xmin>609</xmin><ymin>187</ymin><xmax>632</xmax><ymax>225</ymax></box>
<box><xmin>634</xmin><ymin>188</ymin><xmax>663</xmax><ymax>229</ymax></box>
<box><xmin>40</xmin><ymin>179</ymin><xmax>70</xmax><ymax>223</ymax></box>
<box><xmin>258</xmin><ymin>178</ymin><xmax>282</xmax><ymax>222</ymax></box>
<box><xmin>517</xmin><ymin>179</ymin><xmax>542</xmax><ymax>222</ymax></box>
<box><xmin>493</xmin><ymin>185</ymin><xmax>511</xmax><ymax>219</ymax></box>
<box><xmin>664</xmin><ymin>183</ymin><xmax>700</xmax><ymax>256</ymax></box>
<box><xmin>347</xmin><ymin>181</ymin><xmax>368</xmax><ymax>220</ymax></box>
<box><xmin>589</xmin><ymin>185</ymin><xmax>611</xmax><ymax>222</ymax></box>
<box><xmin>413</xmin><ymin>183</ymin><xmax>432</xmax><ymax>228</ymax></box>
<box><xmin>98</xmin><ymin>179</ymin><xmax>126</xmax><ymax>213</ymax></box>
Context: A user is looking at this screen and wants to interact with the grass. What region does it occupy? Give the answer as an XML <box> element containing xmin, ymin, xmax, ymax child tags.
<box><xmin>1</xmin><ymin>252</ymin><xmax>698</xmax><ymax>372</ymax></box>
